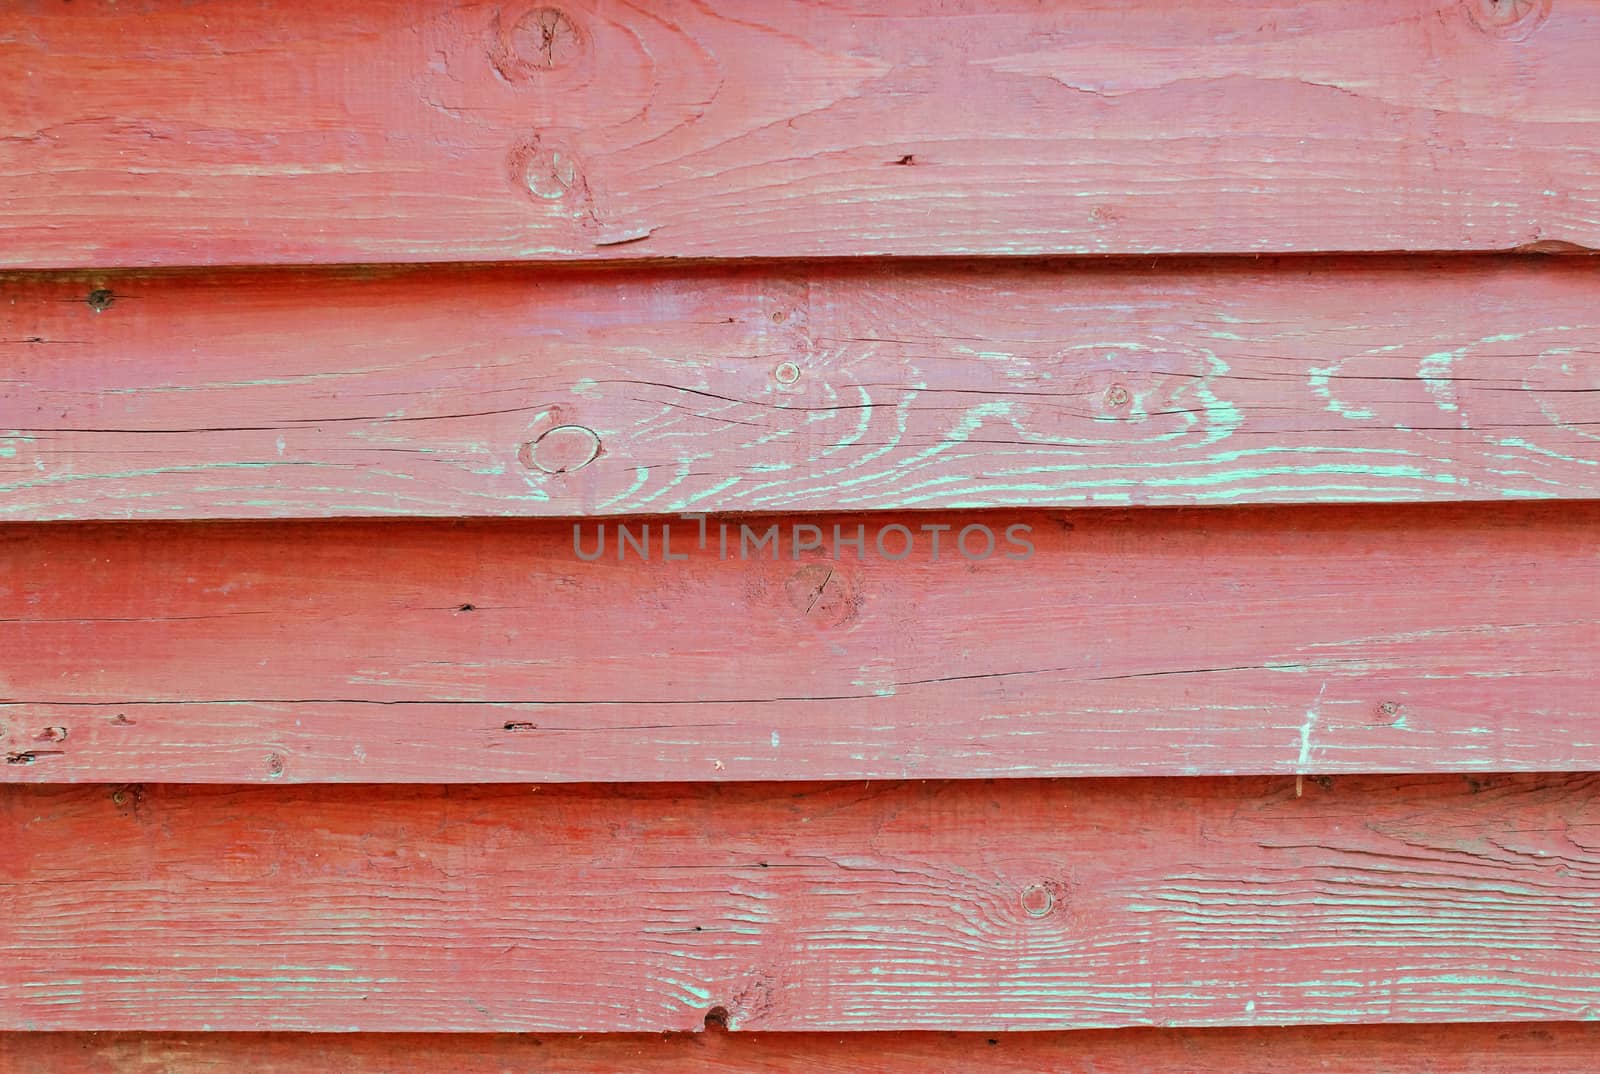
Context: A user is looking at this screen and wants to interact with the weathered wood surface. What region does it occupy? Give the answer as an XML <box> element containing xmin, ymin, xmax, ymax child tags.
<box><xmin>4</xmin><ymin>257</ymin><xmax>1599</xmax><ymax>520</ymax></box>
<box><xmin>4</xmin><ymin>0</ymin><xmax>1599</xmax><ymax>268</ymax></box>
<box><xmin>6</xmin><ymin>1024</ymin><xmax>1599</xmax><ymax>1073</ymax></box>
<box><xmin>3</xmin><ymin>502</ymin><xmax>1596</xmax><ymax>783</ymax></box>
<box><xmin>5</xmin><ymin>774</ymin><xmax>1599</xmax><ymax>1031</ymax></box>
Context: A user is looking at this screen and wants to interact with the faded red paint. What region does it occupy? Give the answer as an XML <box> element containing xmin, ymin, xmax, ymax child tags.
<box><xmin>0</xmin><ymin>502</ymin><xmax>1595</xmax><ymax>782</ymax></box>
<box><xmin>2</xmin><ymin>0</ymin><xmax>1594</xmax><ymax>266</ymax></box>
<box><xmin>3</xmin><ymin>258</ymin><xmax>1598</xmax><ymax>518</ymax></box>
<box><xmin>5</xmin><ymin>775</ymin><xmax>1598</xmax><ymax>1031</ymax></box>
<box><xmin>7</xmin><ymin>1023</ymin><xmax>1599</xmax><ymax>1074</ymax></box>
<box><xmin>3</xmin><ymin>0</ymin><xmax>1597</xmax><ymax>1066</ymax></box>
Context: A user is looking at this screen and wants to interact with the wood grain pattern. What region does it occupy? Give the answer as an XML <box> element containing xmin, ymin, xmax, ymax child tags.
<box><xmin>4</xmin><ymin>0</ymin><xmax>1600</xmax><ymax>267</ymax></box>
<box><xmin>4</xmin><ymin>257</ymin><xmax>1599</xmax><ymax>520</ymax></box>
<box><xmin>3</xmin><ymin>502</ymin><xmax>1596</xmax><ymax>783</ymax></box>
<box><xmin>5</xmin><ymin>774</ymin><xmax>1599</xmax><ymax>1031</ymax></box>
<box><xmin>7</xmin><ymin>1023</ymin><xmax>1599</xmax><ymax>1073</ymax></box>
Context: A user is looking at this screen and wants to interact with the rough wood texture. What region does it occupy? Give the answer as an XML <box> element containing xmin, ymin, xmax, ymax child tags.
<box><xmin>3</xmin><ymin>502</ymin><xmax>1596</xmax><ymax>783</ymax></box>
<box><xmin>5</xmin><ymin>774</ymin><xmax>1599</xmax><ymax>1031</ymax></box>
<box><xmin>6</xmin><ymin>1024</ymin><xmax>1599</xmax><ymax>1073</ymax></box>
<box><xmin>4</xmin><ymin>0</ymin><xmax>1600</xmax><ymax>267</ymax></box>
<box><xmin>4</xmin><ymin>257</ymin><xmax>1599</xmax><ymax>520</ymax></box>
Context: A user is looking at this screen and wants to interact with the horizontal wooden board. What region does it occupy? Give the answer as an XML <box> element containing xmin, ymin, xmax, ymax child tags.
<box><xmin>5</xmin><ymin>774</ymin><xmax>1599</xmax><ymax>1031</ymax></box>
<box><xmin>6</xmin><ymin>1024</ymin><xmax>1599</xmax><ymax>1073</ymax></box>
<box><xmin>4</xmin><ymin>0</ymin><xmax>1600</xmax><ymax>267</ymax></box>
<box><xmin>3</xmin><ymin>257</ymin><xmax>1599</xmax><ymax>519</ymax></box>
<box><xmin>3</xmin><ymin>502</ymin><xmax>1596</xmax><ymax>783</ymax></box>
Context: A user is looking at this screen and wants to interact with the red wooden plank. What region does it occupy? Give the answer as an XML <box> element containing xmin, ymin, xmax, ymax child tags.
<box><xmin>5</xmin><ymin>1024</ymin><xmax>1598</xmax><ymax>1073</ymax></box>
<box><xmin>4</xmin><ymin>774</ymin><xmax>1598</xmax><ymax>1031</ymax></box>
<box><xmin>3</xmin><ymin>257</ymin><xmax>1599</xmax><ymax>519</ymax></box>
<box><xmin>3</xmin><ymin>502</ymin><xmax>1596</xmax><ymax>783</ymax></box>
<box><xmin>4</xmin><ymin>0</ymin><xmax>1599</xmax><ymax>268</ymax></box>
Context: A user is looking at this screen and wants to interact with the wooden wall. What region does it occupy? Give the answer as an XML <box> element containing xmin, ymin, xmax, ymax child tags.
<box><xmin>3</xmin><ymin>0</ymin><xmax>1597</xmax><ymax>1069</ymax></box>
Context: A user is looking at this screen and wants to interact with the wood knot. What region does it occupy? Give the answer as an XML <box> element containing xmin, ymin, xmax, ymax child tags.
<box><xmin>525</xmin><ymin>424</ymin><xmax>602</xmax><ymax>474</ymax></box>
<box><xmin>509</xmin><ymin>138</ymin><xmax>586</xmax><ymax>201</ymax></box>
<box><xmin>782</xmin><ymin>562</ymin><xmax>862</xmax><ymax>629</ymax></box>
<box><xmin>111</xmin><ymin>784</ymin><xmax>146</xmax><ymax>815</ymax></box>
<box><xmin>774</xmin><ymin>361</ymin><xmax>801</xmax><ymax>385</ymax></box>
<box><xmin>1105</xmin><ymin>383</ymin><xmax>1131</xmax><ymax>408</ymax></box>
<box><xmin>1465</xmin><ymin>0</ymin><xmax>1551</xmax><ymax>38</ymax></box>
<box><xmin>511</xmin><ymin>7</ymin><xmax>581</xmax><ymax>69</ymax></box>
<box><xmin>1016</xmin><ymin>876</ymin><xmax>1072</xmax><ymax>920</ymax></box>
<box><xmin>491</xmin><ymin>7</ymin><xmax>584</xmax><ymax>80</ymax></box>
<box><xmin>1019</xmin><ymin>883</ymin><xmax>1056</xmax><ymax>917</ymax></box>
<box><xmin>86</xmin><ymin>288</ymin><xmax>114</xmax><ymax>313</ymax></box>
